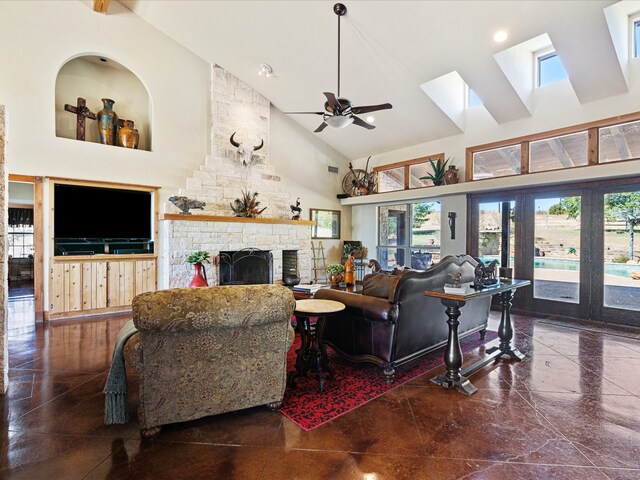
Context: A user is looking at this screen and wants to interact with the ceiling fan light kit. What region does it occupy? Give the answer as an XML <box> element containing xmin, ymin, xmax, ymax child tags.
<box><xmin>285</xmin><ymin>2</ymin><xmax>392</xmax><ymax>133</ymax></box>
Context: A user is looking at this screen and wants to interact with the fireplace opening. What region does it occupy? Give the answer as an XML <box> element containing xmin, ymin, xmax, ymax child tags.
<box><xmin>219</xmin><ymin>248</ymin><xmax>273</xmax><ymax>285</ymax></box>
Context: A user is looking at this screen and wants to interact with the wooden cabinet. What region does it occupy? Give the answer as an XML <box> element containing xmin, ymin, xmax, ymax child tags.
<box><xmin>49</xmin><ymin>255</ymin><xmax>156</xmax><ymax>318</ymax></box>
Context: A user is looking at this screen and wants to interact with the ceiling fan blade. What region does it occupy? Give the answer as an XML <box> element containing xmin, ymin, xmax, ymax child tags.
<box><xmin>314</xmin><ymin>122</ymin><xmax>329</xmax><ymax>133</ymax></box>
<box><xmin>351</xmin><ymin>103</ymin><xmax>393</xmax><ymax>115</ymax></box>
<box><xmin>284</xmin><ymin>111</ymin><xmax>325</xmax><ymax>115</ymax></box>
<box><xmin>352</xmin><ymin>115</ymin><xmax>375</xmax><ymax>130</ymax></box>
<box><xmin>323</xmin><ymin>92</ymin><xmax>340</xmax><ymax>112</ymax></box>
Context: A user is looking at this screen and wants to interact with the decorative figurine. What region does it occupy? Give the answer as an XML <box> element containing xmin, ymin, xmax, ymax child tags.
<box><xmin>229</xmin><ymin>132</ymin><xmax>264</xmax><ymax>167</ymax></box>
<box><xmin>448</xmin><ymin>272</ymin><xmax>463</xmax><ymax>288</ymax></box>
<box><xmin>169</xmin><ymin>195</ymin><xmax>206</xmax><ymax>215</ymax></box>
<box><xmin>368</xmin><ymin>259</ymin><xmax>381</xmax><ymax>273</ymax></box>
<box><xmin>290</xmin><ymin>198</ymin><xmax>301</xmax><ymax>220</ymax></box>
<box><xmin>64</xmin><ymin>97</ymin><xmax>96</xmax><ymax>141</ymax></box>
<box><xmin>472</xmin><ymin>263</ymin><xmax>485</xmax><ymax>290</ymax></box>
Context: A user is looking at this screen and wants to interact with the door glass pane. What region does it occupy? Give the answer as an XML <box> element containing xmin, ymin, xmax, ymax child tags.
<box><xmin>378</xmin><ymin>205</ymin><xmax>407</xmax><ymax>268</ymax></box>
<box><xmin>478</xmin><ymin>201</ymin><xmax>515</xmax><ymax>271</ymax></box>
<box><xmin>411</xmin><ymin>202</ymin><xmax>440</xmax><ymax>267</ymax></box>
<box><xmin>533</xmin><ymin>197</ymin><xmax>581</xmax><ymax>303</ymax></box>
<box><xmin>603</xmin><ymin>191</ymin><xmax>640</xmax><ymax>311</ymax></box>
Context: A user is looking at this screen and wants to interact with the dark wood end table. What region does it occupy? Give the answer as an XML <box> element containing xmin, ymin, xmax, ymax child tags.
<box><xmin>424</xmin><ymin>279</ymin><xmax>531</xmax><ymax>395</ymax></box>
<box><xmin>287</xmin><ymin>299</ymin><xmax>346</xmax><ymax>392</ymax></box>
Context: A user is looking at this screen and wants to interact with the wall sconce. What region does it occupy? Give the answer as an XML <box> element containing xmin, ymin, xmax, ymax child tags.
<box><xmin>448</xmin><ymin>212</ymin><xmax>457</xmax><ymax>240</ymax></box>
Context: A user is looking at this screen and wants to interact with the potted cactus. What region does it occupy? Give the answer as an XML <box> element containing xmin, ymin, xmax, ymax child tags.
<box><xmin>419</xmin><ymin>157</ymin><xmax>450</xmax><ymax>186</ymax></box>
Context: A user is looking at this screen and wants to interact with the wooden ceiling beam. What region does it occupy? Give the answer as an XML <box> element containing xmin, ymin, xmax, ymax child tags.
<box><xmin>93</xmin><ymin>0</ymin><xmax>110</xmax><ymax>14</ymax></box>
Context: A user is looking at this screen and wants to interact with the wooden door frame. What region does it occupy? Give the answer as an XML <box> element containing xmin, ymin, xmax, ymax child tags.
<box><xmin>8</xmin><ymin>174</ymin><xmax>44</xmax><ymax>321</ymax></box>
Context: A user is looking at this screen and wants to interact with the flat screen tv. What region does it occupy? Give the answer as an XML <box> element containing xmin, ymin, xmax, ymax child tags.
<box><xmin>54</xmin><ymin>184</ymin><xmax>152</xmax><ymax>240</ymax></box>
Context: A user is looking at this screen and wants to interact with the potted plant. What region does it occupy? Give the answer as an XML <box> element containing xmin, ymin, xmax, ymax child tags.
<box><xmin>230</xmin><ymin>189</ymin><xmax>267</xmax><ymax>218</ymax></box>
<box><xmin>185</xmin><ymin>251</ymin><xmax>210</xmax><ymax>287</ymax></box>
<box><xmin>419</xmin><ymin>157</ymin><xmax>450</xmax><ymax>186</ymax></box>
<box><xmin>343</xmin><ymin>243</ymin><xmax>366</xmax><ymax>259</ymax></box>
<box><xmin>326</xmin><ymin>263</ymin><xmax>345</xmax><ymax>285</ymax></box>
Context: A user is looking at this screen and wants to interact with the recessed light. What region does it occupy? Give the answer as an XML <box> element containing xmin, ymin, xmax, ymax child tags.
<box><xmin>258</xmin><ymin>63</ymin><xmax>273</xmax><ymax>77</ymax></box>
<box><xmin>494</xmin><ymin>31</ymin><xmax>508</xmax><ymax>43</ymax></box>
<box><xmin>366</xmin><ymin>116</ymin><xmax>375</xmax><ymax>123</ymax></box>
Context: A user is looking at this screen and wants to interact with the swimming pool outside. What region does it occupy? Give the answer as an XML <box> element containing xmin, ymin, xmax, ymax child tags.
<box><xmin>481</xmin><ymin>256</ymin><xmax>639</xmax><ymax>279</ymax></box>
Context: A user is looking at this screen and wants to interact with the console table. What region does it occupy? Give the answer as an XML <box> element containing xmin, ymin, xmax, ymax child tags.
<box><xmin>424</xmin><ymin>279</ymin><xmax>531</xmax><ymax>395</ymax></box>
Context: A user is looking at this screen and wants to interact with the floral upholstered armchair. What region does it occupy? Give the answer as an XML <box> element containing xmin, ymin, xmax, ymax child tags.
<box><xmin>123</xmin><ymin>284</ymin><xmax>295</xmax><ymax>437</ymax></box>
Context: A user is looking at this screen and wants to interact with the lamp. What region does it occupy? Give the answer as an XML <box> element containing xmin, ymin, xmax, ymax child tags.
<box><xmin>324</xmin><ymin>115</ymin><xmax>354</xmax><ymax>129</ymax></box>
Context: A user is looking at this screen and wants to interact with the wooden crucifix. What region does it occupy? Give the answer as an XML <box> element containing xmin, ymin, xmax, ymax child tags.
<box><xmin>64</xmin><ymin>97</ymin><xmax>96</xmax><ymax>141</ymax></box>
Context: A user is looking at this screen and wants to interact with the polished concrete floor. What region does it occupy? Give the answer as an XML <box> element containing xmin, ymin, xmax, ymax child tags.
<box><xmin>2</xmin><ymin>299</ymin><xmax>640</xmax><ymax>479</ymax></box>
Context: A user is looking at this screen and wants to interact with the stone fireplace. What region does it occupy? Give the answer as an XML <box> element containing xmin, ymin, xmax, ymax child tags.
<box><xmin>161</xmin><ymin>65</ymin><xmax>314</xmax><ymax>289</ymax></box>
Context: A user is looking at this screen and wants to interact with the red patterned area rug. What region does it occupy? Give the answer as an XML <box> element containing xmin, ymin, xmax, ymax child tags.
<box><xmin>280</xmin><ymin>330</ymin><xmax>498</xmax><ymax>430</ymax></box>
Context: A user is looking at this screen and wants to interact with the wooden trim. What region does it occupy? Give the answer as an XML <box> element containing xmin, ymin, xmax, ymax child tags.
<box><xmin>33</xmin><ymin>178</ymin><xmax>44</xmax><ymax>321</ymax></box>
<box><xmin>588</xmin><ymin>127</ymin><xmax>599</xmax><ymax>166</ymax></box>
<box><xmin>93</xmin><ymin>0</ymin><xmax>110</xmax><ymax>14</ymax></box>
<box><xmin>47</xmin><ymin>305</ymin><xmax>131</xmax><ymax>322</ymax></box>
<box><xmin>8</xmin><ymin>174</ymin><xmax>37</xmax><ymax>183</ymax></box>
<box><xmin>520</xmin><ymin>141</ymin><xmax>529</xmax><ymax>175</ymax></box>
<box><xmin>51</xmin><ymin>254</ymin><xmax>157</xmax><ymax>262</ymax></box>
<box><xmin>8</xmin><ymin>203</ymin><xmax>34</xmax><ymax>209</ymax></box>
<box><xmin>48</xmin><ymin>176</ymin><xmax>159</xmax><ymax>192</ymax></box>
<box><xmin>469</xmin><ymin>110</ymin><xmax>640</xmax><ymax>154</ymax></box>
<box><xmin>161</xmin><ymin>214</ymin><xmax>316</xmax><ymax>226</ymax></box>
<box><xmin>372</xmin><ymin>153</ymin><xmax>444</xmax><ymax>172</ymax></box>
<box><xmin>465</xmin><ymin>149</ymin><xmax>474</xmax><ymax>183</ymax></box>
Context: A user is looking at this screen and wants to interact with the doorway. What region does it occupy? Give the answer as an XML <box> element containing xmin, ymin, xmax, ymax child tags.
<box><xmin>469</xmin><ymin>177</ymin><xmax>640</xmax><ymax>327</ymax></box>
<box><xmin>8</xmin><ymin>175</ymin><xmax>44</xmax><ymax>321</ymax></box>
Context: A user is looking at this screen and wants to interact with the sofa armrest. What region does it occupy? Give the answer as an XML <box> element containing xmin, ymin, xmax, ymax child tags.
<box><xmin>133</xmin><ymin>284</ymin><xmax>295</xmax><ymax>332</ymax></box>
<box><xmin>314</xmin><ymin>288</ymin><xmax>398</xmax><ymax>324</ymax></box>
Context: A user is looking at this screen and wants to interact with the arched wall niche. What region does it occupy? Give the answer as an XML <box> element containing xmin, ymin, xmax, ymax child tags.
<box><xmin>55</xmin><ymin>54</ymin><xmax>152</xmax><ymax>151</ymax></box>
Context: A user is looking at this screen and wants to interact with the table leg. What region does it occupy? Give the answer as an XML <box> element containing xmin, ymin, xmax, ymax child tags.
<box><xmin>486</xmin><ymin>289</ymin><xmax>525</xmax><ymax>360</ymax></box>
<box><xmin>430</xmin><ymin>300</ymin><xmax>478</xmax><ymax>396</ymax></box>
<box><xmin>287</xmin><ymin>316</ymin><xmax>311</xmax><ymax>387</ymax></box>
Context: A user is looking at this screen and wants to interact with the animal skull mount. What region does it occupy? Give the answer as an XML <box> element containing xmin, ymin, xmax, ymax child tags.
<box><xmin>229</xmin><ymin>132</ymin><xmax>264</xmax><ymax>167</ymax></box>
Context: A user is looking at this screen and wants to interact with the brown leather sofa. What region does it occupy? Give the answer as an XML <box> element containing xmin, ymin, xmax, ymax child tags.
<box><xmin>315</xmin><ymin>255</ymin><xmax>490</xmax><ymax>380</ymax></box>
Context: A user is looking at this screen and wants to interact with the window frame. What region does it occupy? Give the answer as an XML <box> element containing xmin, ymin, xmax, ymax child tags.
<box><xmin>373</xmin><ymin>153</ymin><xmax>445</xmax><ymax>193</ymax></box>
<box><xmin>466</xmin><ymin>110</ymin><xmax>640</xmax><ymax>182</ymax></box>
<box><xmin>377</xmin><ymin>200</ymin><xmax>441</xmax><ymax>270</ymax></box>
<box><xmin>632</xmin><ymin>17</ymin><xmax>640</xmax><ymax>59</ymax></box>
<box><xmin>535</xmin><ymin>49</ymin><xmax>567</xmax><ymax>88</ymax></box>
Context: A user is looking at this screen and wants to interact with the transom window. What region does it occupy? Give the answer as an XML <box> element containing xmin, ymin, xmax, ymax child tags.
<box><xmin>537</xmin><ymin>51</ymin><xmax>568</xmax><ymax>87</ymax></box>
<box><xmin>377</xmin><ymin>201</ymin><xmax>441</xmax><ymax>270</ymax></box>
<box><xmin>374</xmin><ymin>154</ymin><xmax>445</xmax><ymax>193</ymax></box>
<box><xmin>467</xmin><ymin>111</ymin><xmax>640</xmax><ymax>181</ymax></box>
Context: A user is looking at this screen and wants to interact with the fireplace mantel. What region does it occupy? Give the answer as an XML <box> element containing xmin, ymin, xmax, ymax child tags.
<box><xmin>161</xmin><ymin>214</ymin><xmax>315</xmax><ymax>226</ymax></box>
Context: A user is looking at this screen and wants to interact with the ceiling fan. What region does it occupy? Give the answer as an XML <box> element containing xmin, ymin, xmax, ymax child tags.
<box><xmin>285</xmin><ymin>3</ymin><xmax>392</xmax><ymax>133</ymax></box>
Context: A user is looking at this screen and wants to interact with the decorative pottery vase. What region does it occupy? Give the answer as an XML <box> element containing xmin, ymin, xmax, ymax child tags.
<box><xmin>189</xmin><ymin>262</ymin><xmax>208</xmax><ymax>288</ymax></box>
<box><xmin>283</xmin><ymin>268</ymin><xmax>301</xmax><ymax>287</ymax></box>
<box><xmin>328</xmin><ymin>273</ymin><xmax>343</xmax><ymax>285</ymax></box>
<box><xmin>443</xmin><ymin>165</ymin><xmax>460</xmax><ymax>185</ymax></box>
<box><xmin>97</xmin><ymin>98</ymin><xmax>119</xmax><ymax>145</ymax></box>
<box><xmin>117</xmin><ymin>120</ymin><xmax>139</xmax><ymax>149</ymax></box>
<box><xmin>343</xmin><ymin>256</ymin><xmax>355</xmax><ymax>286</ymax></box>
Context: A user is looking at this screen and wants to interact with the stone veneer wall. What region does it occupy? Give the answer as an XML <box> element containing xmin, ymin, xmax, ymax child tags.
<box><xmin>163</xmin><ymin>66</ymin><xmax>313</xmax><ymax>287</ymax></box>
<box><xmin>0</xmin><ymin>105</ymin><xmax>7</xmax><ymax>392</ymax></box>
<box><xmin>164</xmin><ymin>220</ymin><xmax>311</xmax><ymax>289</ymax></box>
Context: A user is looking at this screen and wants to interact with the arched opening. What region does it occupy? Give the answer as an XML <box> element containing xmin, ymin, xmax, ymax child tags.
<box><xmin>55</xmin><ymin>55</ymin><xmax>152</xmax><ymax>151</ymax></box>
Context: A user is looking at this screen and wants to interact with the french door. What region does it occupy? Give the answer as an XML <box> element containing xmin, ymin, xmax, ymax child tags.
<box><xmin>469</xmin><ymin>178</ymin><xmax>640</xmax><ymax>326</ymax></box>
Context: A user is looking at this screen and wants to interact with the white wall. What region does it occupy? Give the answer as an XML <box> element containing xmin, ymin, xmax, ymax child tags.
<box><xmin>270</xmin><ymin>108</ymin><xmax>350</xmax><ymax>264</ymax></box>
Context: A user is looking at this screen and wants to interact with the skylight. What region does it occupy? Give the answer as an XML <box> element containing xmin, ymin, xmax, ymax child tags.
<box><xmin>467</xmin><ymin>87</ymin><xmax>483</xmax><ymax>108</ymax></box>
<box><xmin>537</xmin><ymin>52</ymin><xmax>568</xmax><ymax>87</ymax></box>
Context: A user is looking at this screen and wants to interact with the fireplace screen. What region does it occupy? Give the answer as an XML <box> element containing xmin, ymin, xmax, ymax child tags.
<box><xmin>219</xmin><ymin>248</ymin><xmax>273</xmax><ymax>285</ymax></box>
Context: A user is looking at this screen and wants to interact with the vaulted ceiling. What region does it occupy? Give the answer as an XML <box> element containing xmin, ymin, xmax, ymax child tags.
<box><xmin>121</xmin><ymin>0</ymin><xmax>626</xmax><ymax>159</ymax></box>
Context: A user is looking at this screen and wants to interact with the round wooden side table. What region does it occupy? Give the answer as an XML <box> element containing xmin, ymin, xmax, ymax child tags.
<box><xmin>287</xmin><ymin>299</ymin><xmax>345</xmax><ymax>392</ymax></box>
